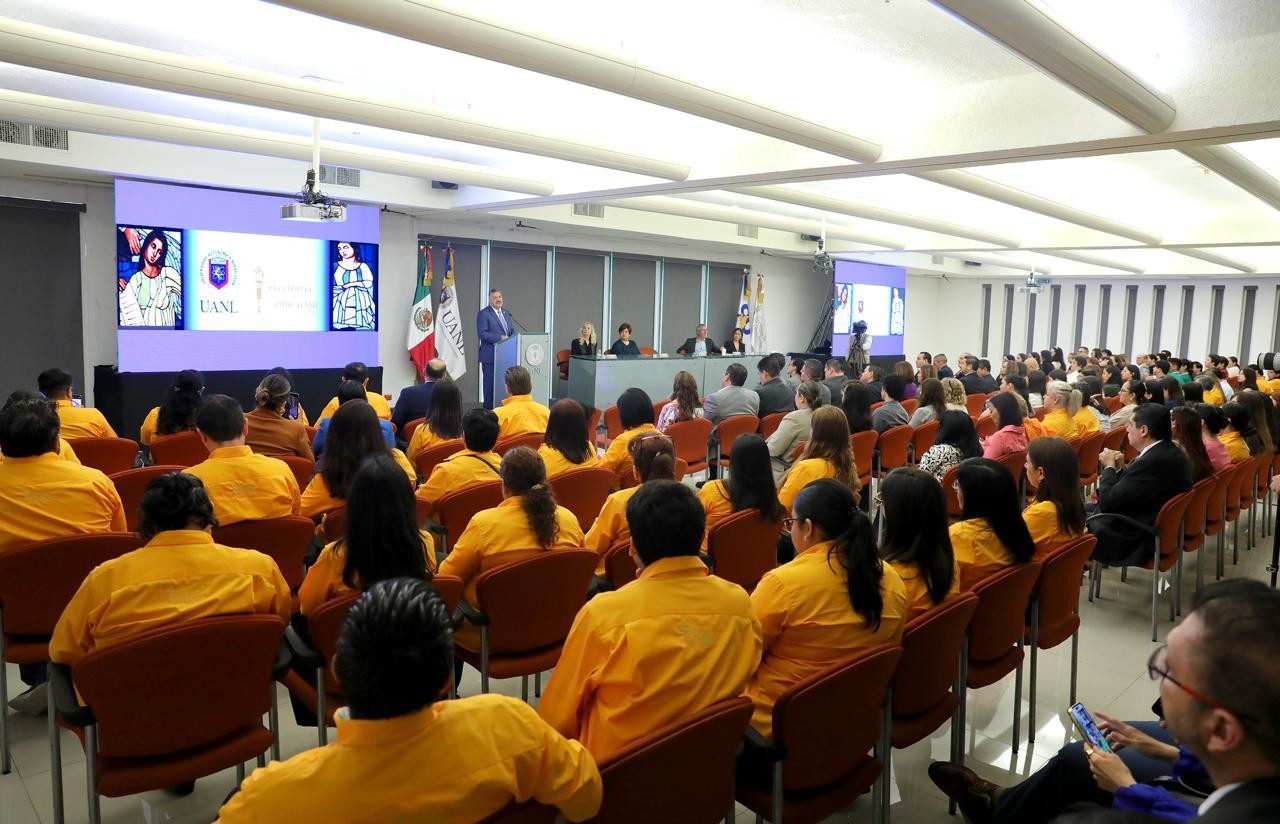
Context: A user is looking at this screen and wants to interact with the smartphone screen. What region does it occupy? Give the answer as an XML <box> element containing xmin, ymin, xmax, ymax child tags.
<box><xmin>1069</xmin><ymin>702</ymin><xmax>1112</xmax><ymax>752</ymax></box>
<box><xmin>284</xmin><ymin>393</ymin><xmax>301</xmax><ymax>421</ymax></box>
<box><xmin>71</xmin><ymin>394</ymin><xmax>84</xmax><ymax>408</ymax></box>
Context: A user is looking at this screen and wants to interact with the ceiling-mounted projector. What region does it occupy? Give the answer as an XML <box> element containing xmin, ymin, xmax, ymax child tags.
<box><xmin>281</xmin><ymin>168</ymin><xmax>346</xmax><ymax>222</ymax></box>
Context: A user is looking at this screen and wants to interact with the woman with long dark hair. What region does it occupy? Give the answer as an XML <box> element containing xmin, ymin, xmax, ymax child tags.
<box><xmin>1022</xmin><ymin>438</ymin><xmax>1085</xmax><ymax>552</ymax></box>
<box><xmin>699</xmin><ymin>434</ymin><xmax>782</xmax><ymax>549</ymax></box>
<box><xmin>406</xmin><ymin>380</ymin><xmax>464</xmax><ymax>467</ymax></box>
<box><xmin>1220</xmin><ymin>402</ymin><xmax>1259</xmax><ymax>460</ymax></box>
<box><xmin>538</xmin><ymin>398</ymin><xmax>599</xmax><ymax>478</ymax></box>
<box><xmin>1169</xmin><ymin>407</ymin><xmax>1214</xmax><ymax>483</ymax></box>
<box><xmin>894</xmin><ymin>361</ymin><xmax>917</xmax><ymax>401</ymax></box>
<box><xmin>723</xmin><ymin>327</ymin><xmax>747</xmax><ymax>354</ymax></box>
<box><xmin>300</xmin><ymin>401</ymin><xmax>415</xmax><ymax>518</ymax></box>
<box><xmin>841</xmin><ymin>381</ymin><xmax>874</xmax><ymax>434</ymax></box>
<box><xmin>441</xmin><ymin>446</ymin><xmax>584</xmax><ymax>608</ymax></box>
<box><xmin>585</xmin><ymin>434</ymin><xmax>677</xmax><ymax>573</ymax></box>
<box><xmin>908</xmin><ymin>378</ymin><xmax>947</xmax><ymax>427</ymax></box>
<box><xmin>1101</xmin><ymin>365</ymin><xmax>1124</xmax><ymax>396</ymax></box>
<box><xmin>949</xmin><ymin>457</ymin><xmax>1036</xmax><ymax>589</ymax></box>
<box><xmin>778</xmin><ymin>406</ymin><xmax>859</xmax><ymax>509</ymax></box>
<box><xmin>982</xmin><ymin>393</ymin><xmax>1028</xmax><ymax>460</ymax></box>
<box><xmin>918</xmin><ymin>410</ymin><xmax>983</xmax><ymax>483</ymax></box>
<box><xmin>1195</xmin><ymin>403</ymin><xmax>1232</xmax><ymax>472</ymax></box>
<box><xmin>878</xmin><ymin>467</ymin><xmax>958</xmax><ymax>620</ymax></box>
<box><xmin>1026</xmin><ymin>369</ymin><xmax>1048</xmax><ymax>411</ymax></box>
<box><xmin>746</xmin><ymin>478</ymin><xmax>906</xmax><ymax>736</ymax></box>
<box><xmin>599</xmin><ymin>387</ymin><xmax>658</xmax><ymax>486</ymax></box>
<box><xmin>140</xmin><ymin>369</ymin><xmax>205</xmax><ymax>446</ymax></box>
<box><xmin>657</xmin><ymin>370</ymin><xmax>701</xmax><ymax>432</ymax></box>
<box><xmin>1236</xmin><ymin>389</ymin><xmax>1277</xmax><ymax>455</ymax></box>
<box><xmin>298</xmin><ymin>454</ymin><xmax>433</xmax><ymax>616</ymax></box>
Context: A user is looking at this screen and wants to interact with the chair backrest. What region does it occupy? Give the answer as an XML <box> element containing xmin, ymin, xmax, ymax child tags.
<box><xmin>772</xmin><ymin>645</ymin><xmax>903</xmax><ymax>793</ymax></box>
<box><xmin>995</xmin><ymin>450</ymin><xmax>1026</xmax><ymax>487</ymax></box>
<box><xmin>111</xmin><ymin>465</ymin><xmax>187</xmax><ymax>531</ymax></box>
<box><xmin>666</xmin><ymin>418</ymin><xmax>714</xmax><ymax>467</ymax></box>
<box><xmin>1076</xmin><ymin>431</ymin><xmax>1107</xmax><ymax>478</ymax></box>
<box><xmin>942</xmin><ymin>464</ymin><xmax>961</xmax><ymax>518</ymax></box>
<box><xmin>148</xmin><ymin>430</ymin><xmax>209</xmax><ymax>467</ymax></box>
<box><xmin>212</xmin><ymin>515</ymin><xmax>316</xmax><ymax>590</ymax></box>
<box><xmin>592</xmin><ymin>697</ymin><xmax>754</xmax><ymax>823</ymax></box>
<box><xmin>706</xmin><ymin>508</ymin><xmax>782</xmax><ymax>591</ymax></box>
<box><xmin>1182</xmin><ymin>475</ymin><xmax>1216</xmax><ymax>547</ymax></box>
<box><xmin>1224</xmin><ymin>459</ymin><xmax>1255</xmax><ymax>517</ymax></box>
<box><xmin>758</xmin><ymin>412</ymin><xmax>786</xmax><ymax>441</ymax></box>
<box><xmin>1241</xmin><ymin>453</ymin><xmax>1268</xmax><ymax>506</ymax></box>
<box><xmin>276</xmin><ymin>454</ymin><xmax>316</xmax><ymax>490</ymax></box>
<box><xmin>1104</xmin><ymin>396</ymin><xmax>1122</xmax><ymax>414</ymax></box>
<box><xmin>975</xmin><ymin>415</ymin><xmax>998</xmax><ymax>440</ymax></box>
<box><xmin>909</xmin><ymin>420</ymin><xmax>939</xmax><ymax>464</ymax></box>
<box><xmin>652</xmin><ymin>399</ymin><xmax>668</xmax><ymax>422</ymax></box>
<box><xmin>1032</xmin><ymin>535</ymin><xmax>1096</xmax><ymax>646</ymax></box>
<box><xmin>438</xmin><ymin>481</ymin><xmax>505</xmax><ymax>547</ymax></box>
<box><xmin>587</xmin><ymin>407</ymin><xmax>603</xmax><ymax>443</ymax></box>
<box><xmin>1102</xmin><ymin>427</ymin><xmax>1128</xmax><ymax>454</ymax></box>
<box><xmin>891</xmin><ymin>593</ymin><xmax>978</xmax><ymax>726</ymax></box>
<box><xmin>495</xmin><ymin>432</ymin><xmax>544</xmax><ymax>455</ymax></box>
<box><xmin>548</xmin><ymin>466</ymin><xmax>615</xmax><ymax>532</ymax></box>
<box><xmin>901</xmin><ymin>398</ymin><xmax>918</xmax><ymax>415</ymax></box>
<box><xmin>72</xmin><ymin>614</ymin><xmax>284</xmax><ymax>757</ymax></box>
<box><xmin>715</xmin><ymin>415</ymin><xmax>761</xmax><ymax>461</ymax></box>
<box><xmin>414</xmin><ymin>438</ymin><xmax>466</xmax><ymax>479</ymax></box>
<box><xmin>1034</xmin><ymin>407</ymin><xmax>1049</xmax><ymax>421</ymax></box>
<box><xmin>403</xmin><ymin>417</ymin><xmax>426</xmax><ymax>441</ymax></box>
<box><xmin>877</xmin><ymin>424</ymin><xmax>914</xmax><ymax>471</ymax></box>
<box><xmin>67</xmin><ymin>437</ymin><xmax>139</xmax><ymax>476</ymax></box>
<box><xmin>968</xmin><ymin>562</ymin><xmax>1042</xmax><ymax>663</ymax></box>
<box><xmin>965</xmin><ymin>394</ymin><xmax>987</xmax><ymax>417</ymax></box>
<box><xmin>603</xmin><ymin>406</ymin><xmax>624</xmax><ymax>442</ymax></box>
<box><xmin>605</xmin><ymin>540</ymin><xmax>637</xmax><ymax>589</ymax></box>
<box><xmin>0</xmin><ymin>533</ymin><xmax>143</xmax><ymax>636</ymax></box>
<box><xmin>556</xmin><ymin>348</ymin><xmax>571</xmax><ymax>381</ymax></box>
<box><xmin>1205</xmin><ymin>464</ymin><xmax>1234</xmax><ymax>528</ymax></box>
<box><xmin>473</xmin><ymin>550</ymin><xmax>598</xmax><ymax>654</ymax></box>
<box><xmin>1153</xmin><ymin>491</ymin><xmax>1192</xmax><ymax>571</ymax></box>
<box><xmin>638</xmin><ymin>347</ymin><xmax>658</xmax><ymax>356</ymax></box>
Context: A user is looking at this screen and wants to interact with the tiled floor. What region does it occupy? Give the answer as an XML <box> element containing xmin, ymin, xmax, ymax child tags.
<box><xmin>3</xmin><ymin>523</ymin><xmax>1273</xmax><ymax>823</ymax></box>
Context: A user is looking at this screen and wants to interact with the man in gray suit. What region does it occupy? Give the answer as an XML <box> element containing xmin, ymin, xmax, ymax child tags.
<box><xmin>703</xmin><ymin>362</ymin><xmax>760</xmax><ymax>480</ymax></box>
<box><xmin>822</xmin><ymin>358</ymin><xmax>850</xmax><ymax>404</ymax></box>
<box><xmin>755</xmin><ymin>356</ymin><xmax>796</xmax><ymax>417</ymax></box>
<box><xmin>801</xmin><ymin>359</ymin><xmax>832</xmax><ymax>407</ymax></box>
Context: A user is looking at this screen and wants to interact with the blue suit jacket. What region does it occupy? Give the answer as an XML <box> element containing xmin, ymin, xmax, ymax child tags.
<box><xmin>391</xmin><ymin>381</ymin><xmax>436</xmax><ymax>433</ymax></box>
<box><xmin>476</xmin><ymin>306</ymin><xmax>515</xmax><ymax>364</ymax></box>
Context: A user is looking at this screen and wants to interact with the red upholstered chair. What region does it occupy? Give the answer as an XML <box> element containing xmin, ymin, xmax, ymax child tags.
<box><xmin>67</xmin><ymin>437</ymin><xmax>139</xmax><ymax>476</ymax></box>
<box><xmin>548</xmin><ymin>467</ymin><xmax>614</xmax><ymax>532</ymax></box>
<box><xmin>851</xmin><ymin>430</ymin><xmax>877</xmax><ymax>491</ymax></box>
<box><xmin>651</xmin><ymin>400</ymin><xmax>667</xmax><ymax>422</ymax></box>
<box><xmin>705</xmin><ymin>508</ymin><xmax>783</xmax><ymax>592</ymax></box>
<box><xmin>556</xmin><ymin>348</ymin><xmax>572</xmax><ymax>382</ymax></box>
<box><xmin>148</xmin><ymin>430</ymin><xmax>209</xmax><ymax>467</ymax></box>
<box><xmin>943</xmin><ymin>464</ymin><xmax>962</xmax><ymax>520</ymax></box>
<box><xmin>320</xmin><ymin>502</ymin><xmax>430</xmax><ymax>543</ymax></box>
<box><xmin>436</xmin><ymin>481</ymin><xmax>504</xmax><ymax>557</ymax></box>
<box><xmin>213</xmin><ymin>516</ymin><xmax>316</xmax><ymax>594</ymax></box>
<box><xmin>638</xmin><ymin>347</ymin><xmax>657</xmax><ymax>356</ymax></box>
<box><xmin>1034</xmin><ymin>407</ymin><xmax>1049</xmax><ymax>421</ymax></box>
<box><xmin>995</xmin><ymin>449</ymin><xmax>1027</xmax><ymax>502</ymax></box>
<box><xmin>758</xmin><ymin>412</ymin><xmax>786</xmax><ymax>441</ymax></box>
<box><xmin>305</xmin><ymin>426</ymin><xmax>317</xmax><ymax>442</ymax></box>
<box><xmin>1179</xmin><ymin>475</ymin><xmax>1216</xmax><ymax>597</ymax></box>
<box><xmin>586</xmin><ymin>407</ymin><xmax>603</xmax><ymax>446</ymax></box>
<box><xmin>1104</xmin><ymin>396</ymin><xmax>1122</xmax><ymax>414</ymax></box>
<box><xmin>666</xmin><ymin>418</ymin><xmax>713</xmax><ymax>478</ymax></box>
<box><xmin>275</xmin><ymin>455</ymin><xmax>315</xmax><ymax>491</ymax></box>
<box><xmin>111</xmin><ymin>465</ymin><xmax>186</xmax><ymax>531</ymax></box>
<box><xmin>495</xmin><ymin>432</ymin><xmax>544</xmax><ymax>455</ymax></box>
<box><xmin>1241</xmin><ymin>453</ymin><xmax>1269</xmax><ymax>552</ymax></box>
<box><xmin>1203</xmin><ymin>465</ymin><xmax>1233</xmax><ymax>581</ymax></box>
<box><xmin>901</xmin><ymin>398</ymin><xmax>918</xmax><ymax>415</ymax></box>
<box><xmin>603</xmin><ymin>541</ymin><xmax>637</xmax><ymax>590</ymax></box>
<box><xmin>975</xmin><ymin>415</ymin><xmax>998</xmax><ymax>440</ymax></box>
<box><xmin>1101</xmin><ymin>427</ymin><xmax>1128</xmax><ymax>454</ymax></box>
<box><xmin>455</xmin><ymin>550</ymin><xmax>598</xmax><ymax>693</ymax></box>
<box><xmin>965</xmin><ymin>562</ymin><xmax>1042</xmax><ymax>753</ymax></box>
<box><xmin>402</xmin><ymin>417</ymin><xmax>426</xmax><ymax>441</ymax></box>
<box><xmin>713</xmin><ymin>414</ymin><xmax>762</xmax><ymax>473</ymax></box>
<box><xmin>414</xmin><ymin>438</ymin><xmax>465</xmax><ymax>481</ymax></box>
<box><xmin>0</xmin><ymin>533</ymin><xmax>143</xmax><ymax>773</ymax></box>
<box><xmin>874</xmin><ymin>425</ymin><xmax>913</xmax><ymax>480</ymax></box>
<box><xmin>870</xmin><ymin>401</ymin><xmax>885</xmax><ymax>414</ymax></box>
<box><xmin>909</xmin><ymin>420</ymin><xmax>939</xmax><ymax>466</ymax></box>
<box><xmin>736</xmin><ymin>645</ymin><xmax>903</xmax><ymax>824</ymax></box>
<box><xmin>1025</xmin><ymin>535</ymin><xmax>1096</xmax><ymax>744</ymax></box>
<box><xmin>602</xmin><ymin>406</ymin><xmax>623</xmax><ymax>445</ymax></box>
<box><xmin>965</xmin><ymin>394</ymin><xmax>987</xmax><ymax>418</ymax></box>
<box><xmin>49</xmin><ymin>615</ymin><xmax>288</xmax><ymax>820</ymax></box>
<box><xmin>1075</xmin><ymin>431</ymin><xmax>1107</xmax><ymax>490</ymax></box>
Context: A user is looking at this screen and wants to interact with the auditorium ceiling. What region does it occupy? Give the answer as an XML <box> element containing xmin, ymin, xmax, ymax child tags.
<box><xmin>2</xmin><ymin>0</ymin><xmax>1280</xmax><ymax>277</ymax></box>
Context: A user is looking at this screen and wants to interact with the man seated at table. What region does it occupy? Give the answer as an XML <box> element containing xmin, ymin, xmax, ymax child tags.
<box><xmin>184</xmin><ymin>394</ymin><xmax>301</xmax><ymax>527</ymax></box>
<box><xmin>539</xmin><ymin>480</ymin><xmax>762</xmax><ymax>759</ymax></box>
<box><xmin>216</xmin><ymin>578</ymin><xmax>602</xmax><ymax>823</ymax></box>
<box><xmin>495</xmin><ymin>365</ymin><xmax>550</xmax><ymax>439</ymax></box>
<box><xmin>37</xmin><ymin>368</ymin><xmax>116</xmax><ymax>439</ymax></box>
<box><xmin>317</xmin><ymin>362</ymin><xmax>392</xmax><ymax>422</ymax></box>
<box><xmin>416</xmin><ymin>408</ymin><xmax>502</xmax><ymax>519</ymax></box>
<box><xmin>676</xmin><ymin>324</ymin><xmax>720</xmax><ymax>357</ymax></box>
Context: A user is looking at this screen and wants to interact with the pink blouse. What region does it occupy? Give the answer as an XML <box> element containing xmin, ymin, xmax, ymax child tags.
<box><xmin>983</xmin><ymin>424</ymin><xmax>1028</xmax><ymax>459</ymax></box>
<box><xmin>1202</xmin><ymin>434</ymin><xmax>1231</xmax><ymax>473</ymax></box>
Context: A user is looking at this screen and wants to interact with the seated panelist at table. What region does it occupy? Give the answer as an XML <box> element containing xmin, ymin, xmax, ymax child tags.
<box><xmin>570</xmin><ymin>322</ymin><xmax>599</xmax><ymax>358</ymax></box>
<box><xmin>675</xmin><ymin>324</ymin><xmax>720</xmax><ymax>357</ymax></box>
<box><xmin>722</xmin><ymin>328</ymin><xmax>747</xmax><ymax>354</ymax></box>
<box><xmin>606</xmin><ymin>323</ymin><xmax>641</xmax><ymax>357</ymax></box>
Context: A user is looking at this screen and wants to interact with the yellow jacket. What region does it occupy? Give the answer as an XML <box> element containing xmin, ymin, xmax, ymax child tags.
<box><xmin>54</xmin><ymin>399</ymin><xmax>116</xmax><ymax>440</ymax></box>
<box><xmin>407</xmin><ymin>423</ymin><xmax>459</xmax><ymax>467</ymax></box>
<box><xmin>1042</xmin><ymin>408</ymin><xmax>1079</xmax><ymax>439</ymax></box>
<box><xmin>698</xmin><ymin>480</ymin><xmax>736</xmax><ymax>551</ymax></box>
<box><xmin>1023</xmin><ymin>500</ymin><xmax>1084</xmax><ymax>555</ymax></box>
<box><xmin>583</xmin><ymin>486</ymin><xmax>640</xmax><ymax>574</ymax></box>
<box><xmin>598</xmin><ymin>424</ymin><xmax>658</xmax><ymax>487</ymax></box>
<box><xmin>301</xmin><ymin>448</ymin><xmax>416</xmax><ymax>517</ymax></box>
<box><xmin>415</xmin><ymin>449</ymin><xmax>502</xmax><ymax>517</ymax></box>
<box><xmin>0</xmin><ymin>453</ymin><xmax>125</xmax><ymax>555</ymax></box>
<box><xmin>778</xmin><ymin>457</ymin><xmax>860</xmax><ymax>511</ymax></box>
<box><xmin>1218</xmin><ymin>430</ymin><xmax>1251</xmax><ymax>463</ymax></box>
<box><xmin>318</xmin><ymin>390</ymin><xmax>393</xmax><ymax>422</ymax></box>
<box><xmin>0</xmin><ymin>438</ymin><xmax>80</xmax><ymax>465</ymax></box>
<box><xmin>538</xmin><ymin>555</ymin><xmax>761</xmax><ymax>760</ymax></box>
<box><xmin>537</xmin><ymin>443</ymin><xmax>599</xmax><ymax>479</ymax></box>
<box><xmin>950</xmin><ymin>518</ymin><xmax>1017</xmax><ymax>590</ymax></box>
<box><xmin>889</xmin><ymin>558</ymin><xmax>961</xmax><ymax>622</ymax></box>
<box><xmin>298</xmin><ymin>535</ymin><xmax>438</xmax><ymax>616</ymax></box>
<box><xmin>1073</xmin><ymin>408</ymin><xmax>1101</xmax><ymax>435</ymax></box>
<box><xmin>496</xmin><ymin>394</ymin><xmax>551</xmax><ymax>439</ymax></box>
<box><xmin>185</xmin><ymin>446</ymin><xmax>301</xmax><ymax>526</ymax></box>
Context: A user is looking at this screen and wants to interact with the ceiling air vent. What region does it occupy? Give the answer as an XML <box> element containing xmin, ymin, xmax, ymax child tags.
<box><xmin>31</xmin><ymin>125</ymin><xmax>69</xmax><ymax>150</ymax></box>
<box><xmin>572</xmin><ymin>202</ymin><xmax>605</xmax><ymax>219</ymax></box>
<box><xmin>318</xmin><ymin>164</ymin><xmax>361</xmax><ymax>187</ymax></box>
<box><xmin>0</xmin><ymin>120</ymin><xmax>31</xmax><ymax>146</ymax></box>
<box><xmin>736</xmin><ymin>224</ymin><xmax>759</xmax><ymax>239</ymax></box>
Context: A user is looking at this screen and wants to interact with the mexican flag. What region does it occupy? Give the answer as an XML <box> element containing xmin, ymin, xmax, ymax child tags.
<box><xmin>407</xmin><ymin>243</ymin><xmax>436</xmax><ymax>382</ymax></box>
<box><xmin>436</xmin><ymin>246</ymin><xmax>468</xmax><ymax>380</ymax></box>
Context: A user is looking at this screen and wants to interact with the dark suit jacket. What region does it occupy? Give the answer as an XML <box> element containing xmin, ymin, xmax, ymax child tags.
<box><xmin>822</xmin><ymin>375</ymin><xmax>850</xmax><ymax>402</ymax></box>
<box><xmin>1090</xmin><ymin>439</ymin><xmax>1193</xmax><ymax>564</ymax></box>
<box><xmin>1196</xmin><ymin>778</ymin><xmax>1280</xmax><ymax>822</ymax></box>
<box><xmin>677</xmin><ymin>337</ymin><xmax>718</xmax><ymax>355</ymax></box>
<box><xmin>570</xmin><ymin>339</ymin><xmax>598</xmax><ymax>357</ymax></box>
<box><xmin>390</xmin><ymin>381</ymin><xmax>436</xmax><ymax>433</ymax></box>
<box><xmin>937</xmin><ymin>366</ymin><xmax>954</xmax><ymax>378</ymax></box>
<box><xmin>755</xmin><ymin>377</ymin><xmax>796</xmax><ymax>417</ymax></box>
<box><xmin>961</xmin><ymin>372</ymin><xmax>999</xmax><ymax>394</ymax></box>
<box><xmin>476</xmin><ymin>306</ymin><xmax>515</xmax><ymax>363</ymax></box>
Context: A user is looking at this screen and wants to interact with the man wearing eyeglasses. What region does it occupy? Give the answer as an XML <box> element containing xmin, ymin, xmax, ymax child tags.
<box><xmin>927</xmin><ymin>579</ymin><xmax>1280</xmax><ymax>822</ymax></box>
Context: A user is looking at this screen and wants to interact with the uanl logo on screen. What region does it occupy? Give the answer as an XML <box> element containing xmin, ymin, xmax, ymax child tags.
<box><xmin>200</xmin><ymin>250</ymin><xmax>238</xmax><ymax>313</ymax></box>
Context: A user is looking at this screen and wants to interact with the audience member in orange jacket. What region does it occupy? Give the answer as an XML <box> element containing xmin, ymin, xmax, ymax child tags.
<box><xmin>495</xmin><ymin>365</ymin><xmax>551</xmax><ymax>439</ymax></box>
<box><xmin>539</xmin><ymin>480</ymin><xmax>762</xmax><ymax>759</ymax></box>
<box><xmin>218</xmin><ymin>579</ymin><xmax>602</xmax><ymax>824</ymax></box>
<box><xmin>37</xmin><ymin>368</ymin><xmax>116</xmax><ymax>439</ymax></box>
<box><xmin>597</xmin><ymin>388</ymin><xmax>659</xmax><ymax>488</ymax></box>
<box><xmin>877</xmin><ymin>467</ymin><xmax>960</xmax><ymax>621</ymax></box>
<box><xmin>948</xmin><ymin>457</ymin><xmax>1037</xmax><ymax>590</ymax></box>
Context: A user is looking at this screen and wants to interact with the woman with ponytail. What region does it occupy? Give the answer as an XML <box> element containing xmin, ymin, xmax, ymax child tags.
<box><xmin>878</xmin><ymin>467</ymin><xmax>959</xmax><ymax>620</ymax></box>
<box><xmin>139</xmin><ymin>369</ymin><xmax>204</xmax><ymax>446</ymax></box>
<box><xmin>949</xmin><ymin>458</ymin><xmax>1036</xmax><ymax>589</ymax></box>
<box><xmin>245</xmin><ymin>372</ymin><xmax>313</xmax><ymax>458</ymax></box>
<box><xmin>584</xmin><ymin>434</ymin><xmax>677</xmax><ymax>573</ymax></box>
<box><xmin>746</xmin><ymin>478</ymin><xmax>906</xmax><ymax>737</ymax></box>
<box><xmin>1041</xmin><ymin>380</ymin><xmax>1082</xmax><ymax>438</ymax></box>
<box><xmin>441</xmin><ymin>446</ymin><xmax>584</xmax><ymax>608</ymax></box>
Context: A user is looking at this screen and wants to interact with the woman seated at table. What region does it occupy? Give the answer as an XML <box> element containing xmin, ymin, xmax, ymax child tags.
<box><xmin>298</xmin><ymin>454</ymin><xmax>434</xmax><ymax>617</ymax></box>
<box><xmin>723</xmin><ymin>327</ymin><xmax>747</xmax><ymax>354</ymax></box>
<box><xmin>698</xmin><ymin>434</ymin><xmax>782</xmax><ymax>550</ymax></box>
<box><xmin>767</xmin><ymin>380</ymin><xmax>821</xmax><ymax>482</ymax></box>
<box><xmin>1021</xmin><ymin>437</ymin><xmax>1085</xmax><ymax>554</ymax></box>
<box><xmin>657</xmin><ymin>370</ymin><xmax>702</xmax><ymax>432</ymax></box>
<box><xmin>570</xmin><ymin>321</ymin><xmax>598</xmax><ymax>357</ymax></box>
<box><xmin>405</xmin><ymin>381</ymin><xmax>464</xmax><ymax>467</ymax></box>
<box><xmin>777</xmin><ymin>405</ymin><xmax>860</xmax><ymax>511</ymax></box>
<box><xmin>585</xmin><ymin>434</ymin><xmax>676</xmax><ymax>573</ymax></box>
<box><xmin>300</xmin><ymin>401</ymin><xmax>416</xmax><ymax>519</ymax></box>
<box><xmin>606</xmin><ymin>322</ymin><xmax>641</xmax><ymax>357</ymax></box>
<box><xmin>746</xmin><ymin>479</ymin><xmax>907</xmax><ymax>737</ymax></box>
<box><xmin>878</xmin><ymin>466</ymin><xmax>959</xmax><ymax>620</ymax></box>
<box><xmin>538</xmin><ymin>399</ymin><xmax>600</xmax><ymax>478</ymax></box>
<box><xmin>949</xmin><ymin>457</ymin><xmax>1036</xmax><ymax>589</ymax></box>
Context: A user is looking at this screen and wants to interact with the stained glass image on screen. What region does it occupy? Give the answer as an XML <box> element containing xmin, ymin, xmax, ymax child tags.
<box><xmin>117</xmin><ymin>226</ymin><xmax>184</xmax><ymax>329</ymax></box>
<box><xmin>890</xmin><ymin>287</ymin><xmax>906</xmax><ymax>335</ymax></box>
<box><xmin>852</xmin><ymin>285</ymin><xmax>891</xmax><ymax>336</ymax></box>
<box><xmin>833</xmin><ymin>283</ymin><xmax>853</xmax><ymax>333</ymax></box>
<box><xmin>330</xmin><ymin>241</ymin><xmax>378</xmax><ymax>331</ymax></box>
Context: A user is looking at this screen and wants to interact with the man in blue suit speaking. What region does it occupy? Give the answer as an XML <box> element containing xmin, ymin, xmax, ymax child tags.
<box><xmin>476</xmin><ymin>288</ymin><xmax>515</xmax><ymax>409</ymax></box>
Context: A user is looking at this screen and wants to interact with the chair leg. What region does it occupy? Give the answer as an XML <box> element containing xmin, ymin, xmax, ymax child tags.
<box><xmin>772</xmin><ymin>761</ymin><xmax>784</xmax><ymax>824</ymax></box>
<box><xmin>1196</xmin><ymin>542</ymin><xmax>1205</xmax><ymax>596</ymax></box>
<box><xmin>480</xmin><ymin>627</ymin><xmax>490</xmax><ymax>694</ymax></box>
<box><xmin>874</xmin><ymin>688</ymin><xmax>892</xmax><ymax>824</ymax></box>
<box><xmin>85</xmin><ymin>725</ymin><xmax>101</xmax><ymax>824</ymax></box>
<box><xmin>1028</xmin><ymin>599</ymin><xmax>1039</xmax><ymax>746</ymax></box>
<box><xmin>1150</xmin><ymin>565</ymin><xmax>1159</xmax><ymax>642</ymax></box>
<box><xmin>234</xmin><ymin>761</ymin><xmax>245</xmax><ymax>788</ymax></box>
<box><xmin>1012</xmin><ymin>645</ymin><xmax>1024</xmax><ymax>755</ymax></box>
<box><xmin>951</xmin><ymin>639</ymin><xmax>969</xmax><ymax>816</ymax></box>
<box><xmin>316</xmin><ymin>667</ymin><xmax>328</xmax><ymax>747</ymax></box>
<box><xmin>1069</xmin><ymin>626</ymin><xmax>1080</xmax><ymax>706</ymax></box>
<box><xmin>0</xmin><ymin>620</ymin><xmax>8</xmax><ymax>775</ymax></box>
<box><xmin>1217</xmin><ymin>529</ymin><xmax>1225</xmax><ymax>580</ymax></box>
<box><xmin>521</xmin><ymin>676</ymin><xmax>529</xmax><ymax>702</ymax></box>
<box><xmin>49</xmin><ymin>681</ymin><xmax>63</xmax><ymax>824</ymax></box>
<box><xmin>1120</xmin><ymin>567</ymin><xmax>1127</xmax><ymax>583</ymax></box>
<box><xmin>269</xmin><ymin>687</ymin><xmax>281</xmax><ymax>761</ymax></box>
<box><xmin>535</xmin><ymin>671</ymin><xmax>542</xmax><ymax>698</ymax></box>
<box><xmin>257</xmin><ymin>752</ymin><xmax>266</xmax><ymax>769</ymax></box>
